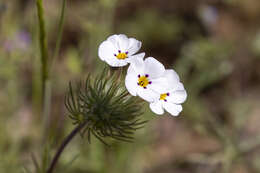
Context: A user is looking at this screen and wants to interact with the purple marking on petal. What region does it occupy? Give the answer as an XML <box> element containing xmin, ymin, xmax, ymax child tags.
<box><xmin>164</xmin><ymin>99</ymin><xmax>167</xmax><ymax>102</ymax></box>
<box><xmin>137</xmin><ymin>83</ymin><xmax>139</xmax><ymax>85</ymax></box>
<box><xmin>126</xmin><ymin>51</ymin><xmax>128</xmax><ymax>54</ymax></box>
<box><xmin>145</xmin><ymin>74</ymin><xmax>149</xmax><ymax>77</ymax></box>
<box><xmin>138</xmin><ymin>74</ymin><xmax>140</xmax><ymax>78</ymax></box>
<box><xmin>149</xmin><ymin>81</ymin><xmax>152</xmax><ymax>84</ymax></box>
<box><xmin>114</xmin><ymin>54</ymin><xmax>117</xmax><ymax>56</ymax></box>
<box><xmin>144</xmin><ymin>87</ymin><xmax>147</xmax><ymax>89</ymax></box>
<box><xmin>167</xmin><ymin>93</ymin><xmax>170</xmax><ymax>96</ymax></box>
<box><xmin>118</xmin><ymin>50</ymin><xmax>121</xmax><ymax>53</ymax></box>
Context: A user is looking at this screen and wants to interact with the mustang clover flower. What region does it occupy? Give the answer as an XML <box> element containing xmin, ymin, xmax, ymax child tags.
<box><xmin>98</xmin><ymin>34</ymin><xmax>143</xmax><ymax>67</ymax></box>
<box><xmin>149</xmin><ymin>70</ymin><xmax>187</xmax><ymax>116</ymax></box>
<box><xmin>125</xmin><ymin>56</ymin><xmax>169</xmax><ymax>102</ymax></box>
<box><xmin>65</xmin><ymin>68</ymin><xmax>146</xmax><ymax>144</ymax></box>
<box><xmin>125</xmin><ymin>55</ymin><xmax>187</xmax><ymax>116</ymax></box>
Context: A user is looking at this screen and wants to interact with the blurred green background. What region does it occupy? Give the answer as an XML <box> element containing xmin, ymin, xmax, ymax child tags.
<box><xmin>1</xmin><ymin>0</ymin><xmax>260</xmax><ymax>172</ymax></box>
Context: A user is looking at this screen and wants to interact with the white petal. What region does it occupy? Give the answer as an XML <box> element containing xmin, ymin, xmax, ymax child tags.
<box><xmin>168</xmin><ymin>88</ymin><xmax>187</xmax><ymax>104</ymax></box>
<box><xmin>127</xmin><ymin>62</ymin><xmax>136</xmax><ymax>75</ymax></box>
<box><xmin>127</xmin><ymin>38</ymin><xmax>142</xmax><ymax>55</ymax></box>
<box><xmin>106</xmin><ymin>58</ymin><xmax>128</xmax><ymax>67</ymax></box>
<box><xmin>118</xmin><ymin>34</ymin><xmax>129</xmax><ymax>52</ymax></box>
<box><xmin>175</xmin><ymin>82</ymin><xmax>185</xmax><ymax>90</ymax></box>
<box><xmin>137</xmin><ymin>87</ymin><xmax>158</xmax><ymax>102</ymax></box>
<box><xmin>163</xmin><ymin>69</ymin><xmax>180</xmax><ymax>88</ymax></box>
<box><xmin>98</xmin><ymin>40</ymin><xmax>116</xmax><ymax>61</ymax></box>
<box><xmin>149</xmin><ymin>77</ymin><xmax>169</xmax><ymax>93</ymax></box>
<box><xmin>127</xmin><ymin>53</ymin><xmax>145</xmax><ymax>74</ymax></box>
<box><xmin>163</xmin><ymin>102</ymin><xmax>183</xmax><ymax>116</ymax></box>
<box><xmin>105</xmin><ymin>59</ymin><xmax>128</xmax><ymax>67</ymax></box>
<box><xmin>107</xmin><ymin>34</ymin><xmax>120</xmax><ymax>50</ymax></box>
<box><xmin>144</xmin><ymin>57</ymin><xmax>165</xmax><ymax>79</ymax></box>
<box><xmin>168</xmin><ymin>82</ymin><xmax>185</xmax><ymax>91</ymax></box>
<box><xmin>150</xmin><ymin>101</ymin><xmax>164</xmax><ymax>115</ymax></box>
<box><xmin>127</xmin><ymin>52</ymin><xmax>145</xmax><ymax>64</ymax></box>
<box><xmin>125</xmin><ymin>73</ymin><xmax>138</xmax><ymax>96</ymax></box>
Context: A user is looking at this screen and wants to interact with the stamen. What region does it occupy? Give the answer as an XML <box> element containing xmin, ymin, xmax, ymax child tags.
<box><xmin>115</xmin><ymin>51</ymin><xmax>128</xmax><ymax>59</ymax></box>
<box><xmin>137</xmin><ymin>75</ymin><xmax>151</xmax><ymax>89</ymax></box>
<box><xmin>160</xmin><ymin>93</ymin><xmax>168</xmax><ymax>101</ymax></box>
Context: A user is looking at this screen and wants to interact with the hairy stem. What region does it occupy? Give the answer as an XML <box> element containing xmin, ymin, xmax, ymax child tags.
<box><xmin>47</xmin><ymin>122</ymin><xmax>87</xmax><ymax>173</ymax></box>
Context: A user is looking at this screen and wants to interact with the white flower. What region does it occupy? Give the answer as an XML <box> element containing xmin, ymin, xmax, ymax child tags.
<box><xmin>98</xmin><ymin>34</ymin><xmax>142</xmax><ymax>67</ymax></box>
<box><xmin>125</xmin><ymin>56</ymin><xmax>169</xmax><ymax>102</ymax></box>
<box><xmin>149</xmin><ymin>70</ymin><xmax>187</xmax><ymax>116</ymax></box>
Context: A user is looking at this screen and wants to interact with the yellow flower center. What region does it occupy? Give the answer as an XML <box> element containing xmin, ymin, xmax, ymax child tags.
<box><xmin>160</xmin><ymin>93</ymin><xmax>169</xmax><ymax>102</ymax></box>
<box><xmin>115</xmin><ymin>52</ymin><xmax>128</xmax><ymax>59</ymax></box>
<box><xmin>137</xmin><ymin>74</ymin><xmax>151</xmax><ymax>89</ymax></box>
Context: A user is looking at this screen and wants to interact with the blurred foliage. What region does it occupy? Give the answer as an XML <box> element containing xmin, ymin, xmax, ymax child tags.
<box><xmin>1</xmin><ymin>0</ymin><xmax>260</xmax><ymax>173</ymax></box>
<box><xmin>119</xmin><ymin>9</ymin><xmax>184</xmax><ymax>46</ymax></box>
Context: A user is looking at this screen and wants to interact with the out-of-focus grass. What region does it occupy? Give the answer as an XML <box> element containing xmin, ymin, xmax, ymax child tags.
<box><xmin>1</xmin><ymin>0</ymin><xmax>260</xmax><ymax>173</ymax></box>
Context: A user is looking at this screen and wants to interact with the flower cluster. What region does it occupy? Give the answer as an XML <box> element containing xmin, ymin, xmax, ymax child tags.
<box><xmin>99</xmin><ymin>34</ymin><xmax>187</xmax><ymax>116</ymax></box>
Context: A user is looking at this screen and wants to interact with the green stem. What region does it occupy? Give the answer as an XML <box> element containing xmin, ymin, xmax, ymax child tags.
<box><xmin>36</xmin><ymin>0</ymin><xmax>67</xmax><ymax>138</ymax></box>
<box><xmin>51</xmin><ymin>0</ymin><xmax>67</xmax><ymax>73</ymax></box>
<box><xmin>42</xmin><ymin>79</ymin><xmax>52</xmax><ymax>138</ymax></box>
<box><xmin>36</xmin><ymin>0</ymin><xmax>49</xmax><ymax>97</ymax></box>
<box><xmin>36</xmin><ymin>0</ymin><xmax>52</xmax><ymax>142</ymax></box>
<box><xmin>47</xmin><ymin>122</ymin><xmax>88</xmax><ymax>173</ymax></box>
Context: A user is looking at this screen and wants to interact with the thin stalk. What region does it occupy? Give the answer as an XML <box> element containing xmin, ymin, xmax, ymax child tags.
<box><xmin>51</xmin><ymin>0</ymin><xmax>67</xmax><ymax>72</ymax></box>
<box><xmin>47</xmin><ymin>122</ymin><xmax>88</xmax><ymax>173</ymax></box>
<box><xmin>36</xmin><ymin>0</ymin><xmax>49</xmax><ymax>96</ymax></box>
<box><xmin>36</xmin><ymin>0</ymin><xmax>67</xmax><ymax>140</ymax></box>
<box><xmin>36</xmin><ymin>0</ymin><xmax>51</xmax><ymax>142</ymax></box>
<box><xmin>42</xmin><ymin>79</ymin><xmax>52</xmax><ymax>138</ymax></box>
